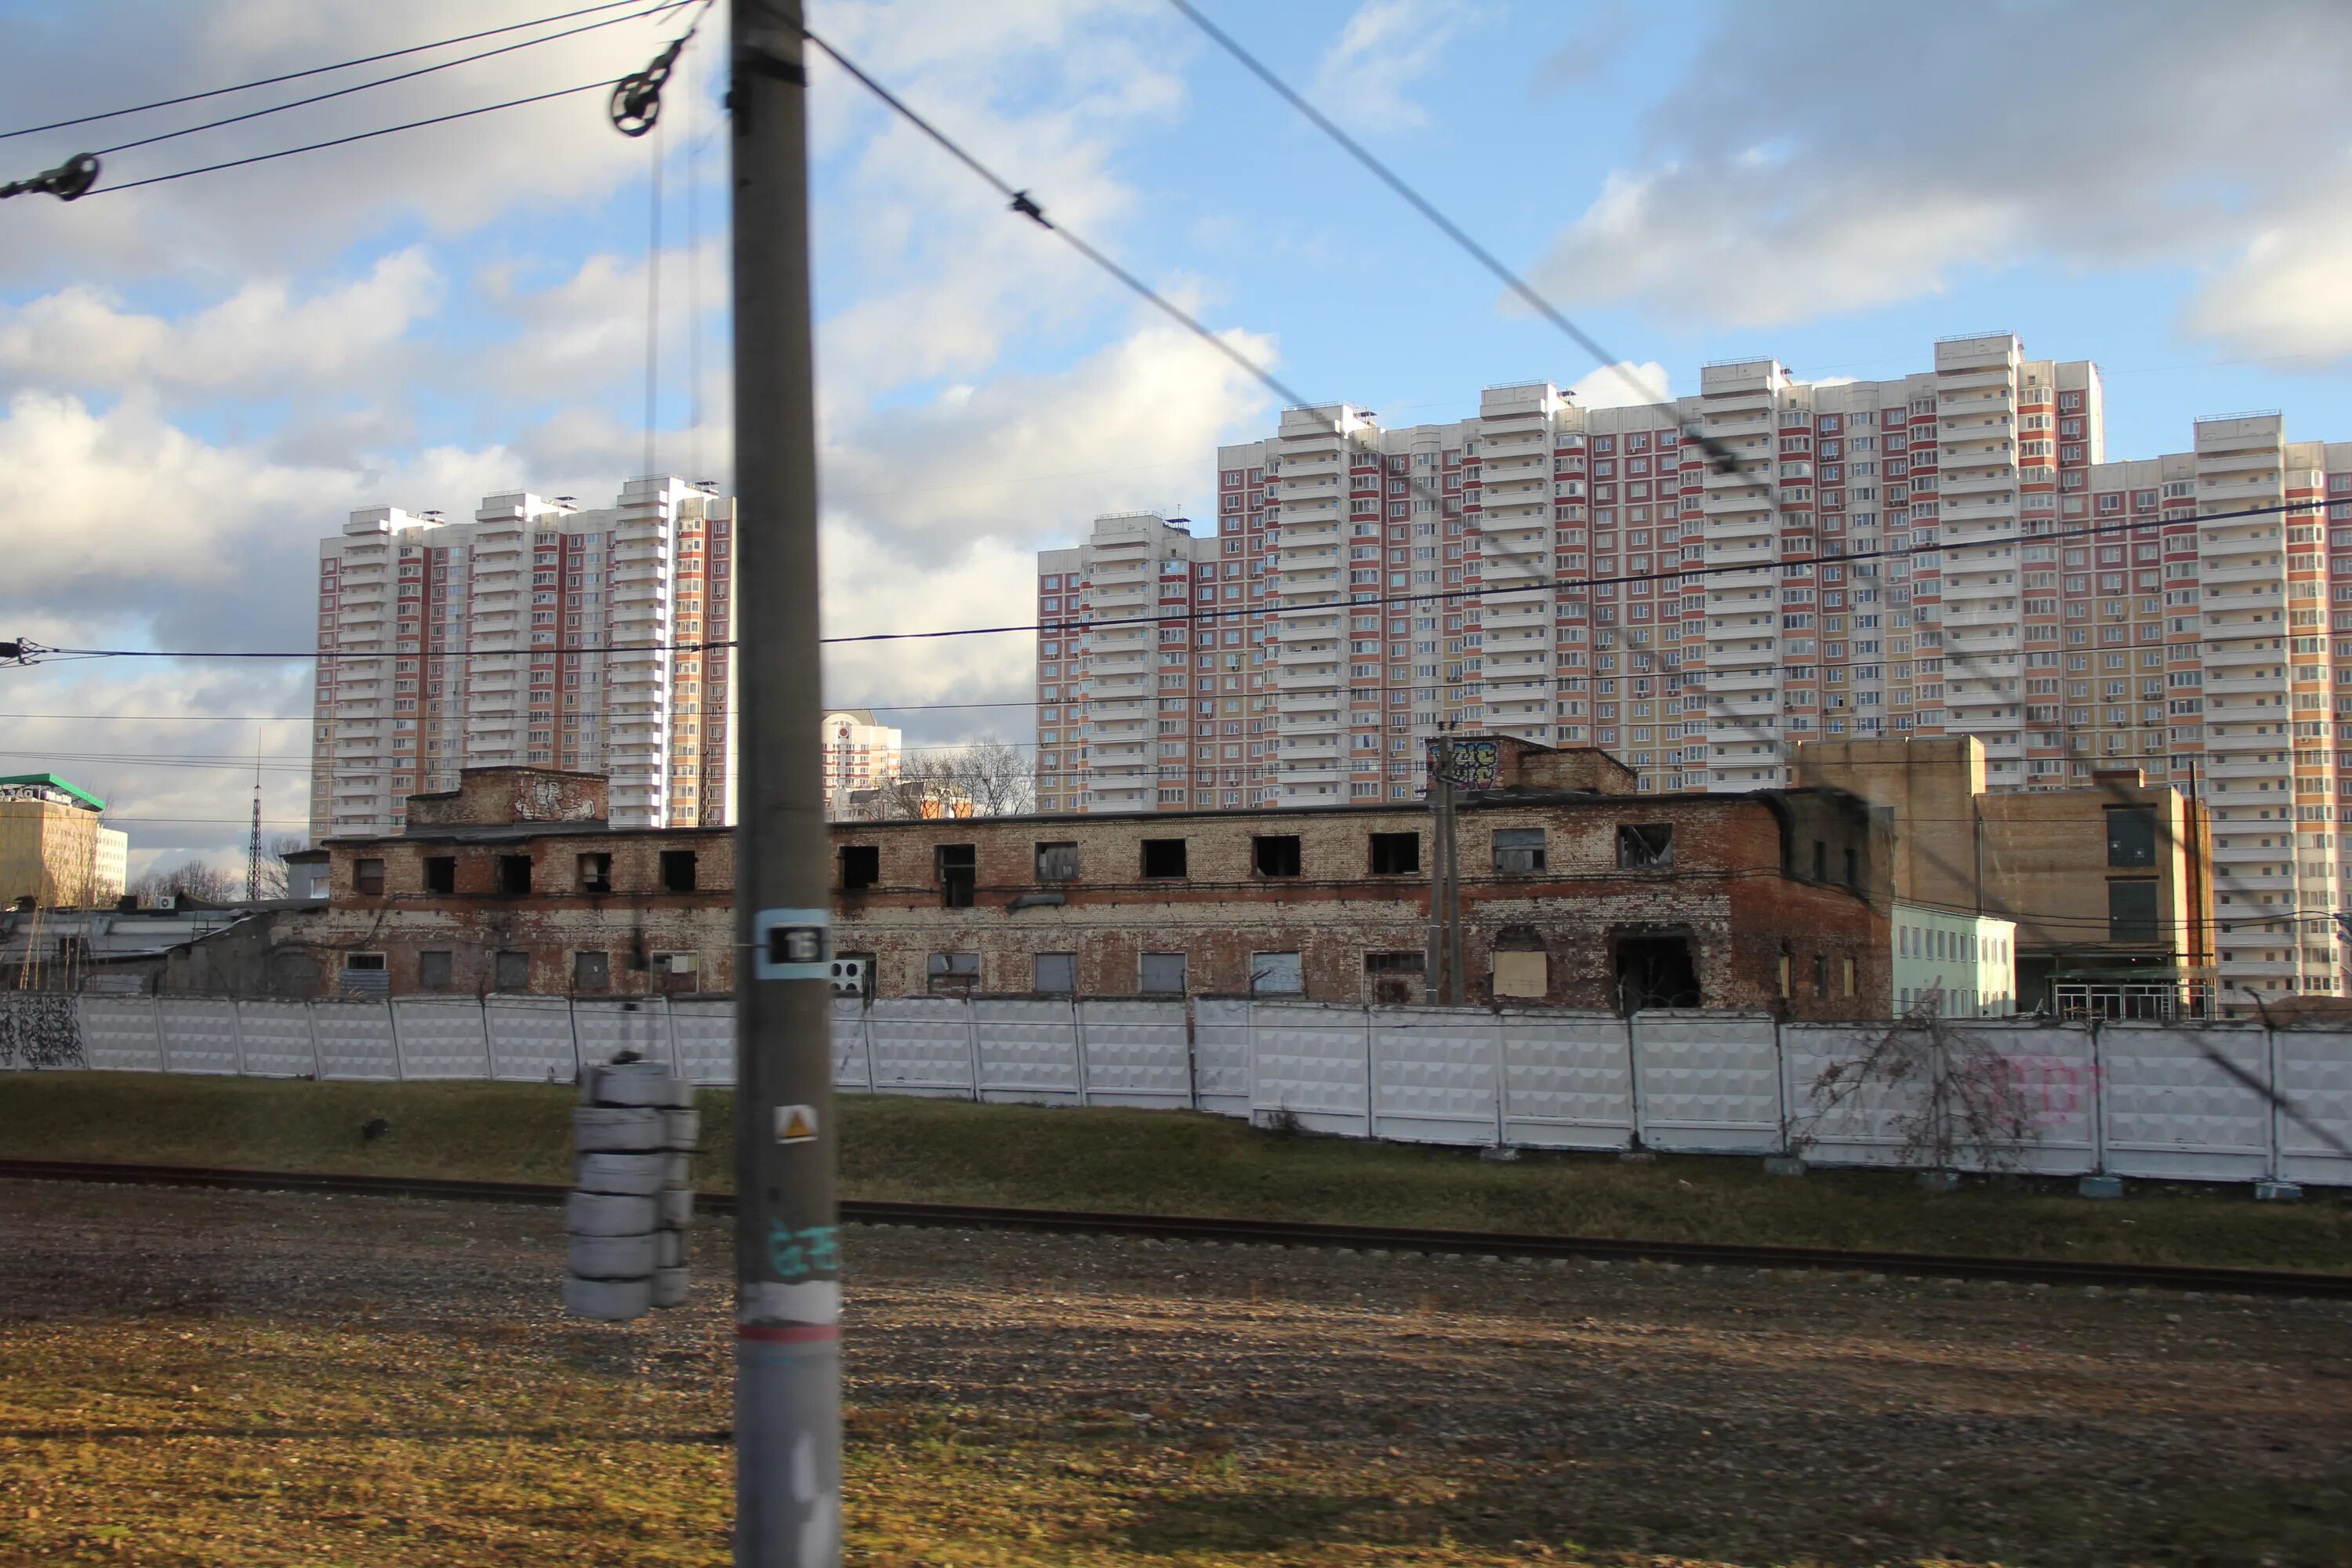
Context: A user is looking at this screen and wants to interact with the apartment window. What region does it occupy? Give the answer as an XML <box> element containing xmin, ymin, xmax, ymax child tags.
<box><xmin>2108</xmin><ymin>880</ymin><xmax>2160</xmax><ymax>945</ymax></box>
<box><xmin>1140</xmin><ymin>951</ymin><xmax>1188</xmax><ymax>994</ymax></box>
<box><xmin>1034</xmin><ymin>953</ymin><xmax>1076</xmax><ymax>994</ymax></box>
<box><xmin>839</xmin><ymin>844</ymin><xmax>880</xmax><ymax>890</ymax></box>
<box><xmin>1140</xmin><ymin>838</ymin><xmax>1188</xmax><ymax>878</ymax></box>
<box><xmin>1035</xmin><ymin>841</ymin><xmax>1080</xmax><ymax>882</ymax></box>
<box><xmin>572</xmin><ymin>950</ymin><xmax>611</xmax><ymax>992</ymax></box>
<box><xmin>495</xmin><ymin>950</ymin><xmax>530</xmax><ymax>992</ymax></box>
<box><xmin>1253</xmin><ymin>834</ymin><xmax>1301</xmax><ymax>877</ymax></box>
<box><xmin>577</xmin><ymin>852</ymin><xmax>612</xmax><ymax>895</ymax></box>
<box><xmin>1616</xmin><ymin>824</ymin><xmax>1673</xmax><ymax>869</ymax></box>
<box><xmin>2107</xmin><ymin>807</ymin><xmax>2158</xmax><ymax>868</ymax></box>
<box><xmin>498</xmin><ymin>855</ymin><xmax>532</xmax><ymax>896</ymax></box>
<box><xmin>925</xmin><ymin>952</ymin><xmax>980</xmax><ymax>993</ymax></box>
<box><xmin>938</xmin><ymin>844</ymin><xmax>976</xmax><ymax>908</ymax></box>
<box><xmin>354</xmin><ymin>858</ymin><xmax>385</xmax><ymax>897</ymax></box>
<box><xmin>660</xmin><ymin>849</ymin><xmax>698</xmax><ymax>892</ymax></box>
<box><xmin>1493</xmin><ymin>828</ymin><xmax>1546</xmax><ymax>874</ymax></box>
<box><xmin>1250</xmin><ymin>951</ymin><xmax>1305</xmax><ymax>995</ymax></box>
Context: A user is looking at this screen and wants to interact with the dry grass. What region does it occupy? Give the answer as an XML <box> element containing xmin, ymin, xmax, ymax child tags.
<box><xmin>2</xmin><ymin>1072</ymin><xmax>2348</xmax><ymax>1272</ymax></box>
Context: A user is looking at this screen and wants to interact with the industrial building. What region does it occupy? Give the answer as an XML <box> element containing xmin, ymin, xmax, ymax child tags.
<box><xmin>0</xmin><ymin>774</ymin><xmax>126</xmax><ymax>909</ymax></box>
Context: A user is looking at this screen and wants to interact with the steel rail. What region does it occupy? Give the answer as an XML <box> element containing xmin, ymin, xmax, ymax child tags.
<box><xmin>1</xmin><ymin>1157</ymin><xmax>2344</xmax><ymax>1300</ymax></box>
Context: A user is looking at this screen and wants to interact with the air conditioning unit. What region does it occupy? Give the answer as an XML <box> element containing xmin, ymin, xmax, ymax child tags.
<box><xmin>153</xmin><ymin>895</ymin><xmax>177</xmax><ymax>911</ymax></box>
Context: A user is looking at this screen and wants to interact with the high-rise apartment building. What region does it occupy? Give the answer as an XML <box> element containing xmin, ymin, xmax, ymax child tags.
<box><xmin>820</xmin><ymin>709</ymin><xmax>902</xmax><ymax>819</ymax></box>
<box><xmin>1036</xmin><ymin>332</ymin><xmax>2352</xmax><ymax>998</ymax></box>
<box><xmin>313</xmin><ymin>477</ymin><xmax>735</xmax><ymax>837</ymax></box>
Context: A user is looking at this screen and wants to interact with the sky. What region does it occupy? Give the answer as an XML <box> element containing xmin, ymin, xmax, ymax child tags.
<box><xmin>4</xmin><ymin>0</ymin><xmax>2352</xmax><ymax>877</ymax></box>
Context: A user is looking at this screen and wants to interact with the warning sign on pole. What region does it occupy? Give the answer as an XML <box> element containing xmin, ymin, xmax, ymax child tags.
<box><xmin>775</xmin><ymin>1104</ymin><xmax>819</xmax><ymax>1144</ymax></box>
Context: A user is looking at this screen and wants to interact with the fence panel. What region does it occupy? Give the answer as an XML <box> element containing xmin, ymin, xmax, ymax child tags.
<box><xmin>674</xmin><ymin>1000</ymin><xmax>736</xmax><ymax>1086</ymax></box>
<box><xmin>391</xmin><ymin>1000</ymin><xmax>492</xmax><ymax>1080</ymax></box>
<box><xmin>1780</xmin><ymin>1022</ymin><xmax>1912</xmax><ymax>1166</ymax></box>
<box><xmin>1370</xmin><ymin>1006</ymin><xmax>1499</xmax><ymax>1145</ymax></box>
<box><xmin>867</xmin><ymin>996</ymin><xmax>976</xmax><ymax>1096</ymax></box>
<box><xmin>1955</xmin><ymin>1022</ymin><xmax>2100</xmax><ymax>1175</ymax></box>
<box><xmin>828</xmin><ymin>998</ymin><xmax>871</xmax><ymax>1091</ymax></box>
<box><xmin>2273</xmin><ymin>1025</ymin><xmax>2352</xmax><ymax>1188</ymax></box>
<box><xmin>234</xmin><ymin>1000</ymin><xmax>315</xmax><ymax>1078</ymax></box>
<box><xmin>1250</xmin><ymin>1000</ymin><xmax>1369</xmax><ymax>1136</ymax></box>
<box><xmin>1192</xmin><ymin>996</ymin><xmax>1250</xmax><ymax>1117</ymax></box>
<box><xmin>973</xmin><ymin>997</ymin><xmax>1081</xmax><ymax>1105</ymax></box>
<box><xmin>1632</xmin><ymin>1012</ymin><xmax>1782</xmax><ymax>1153</ymax></box>
<box><xmin>310</xmin><ymin>1001</ymin><xmax>397</xmax><ymax>1080</ymax></box>
<box><xmin>1</xmin><ymin>993</ymin><xmax>88</xmax><ymax>1070</ymax></box>
<box><xmin>1498</xmin><ymin>1010</ymin><xmax>1633</xmax><ymax>1150</ymax></box>
<box><xmin>157</xmin><ymin>997</ymin><xmax>239</xmax><ymax>1075</ymax></box>
<box><xmin>1076</xmin><ymin>998</ymin><xmax>1191</xmax><ymax>1109</ymax></box>
<box><xmin>572</xmin><ymin>1000</ymin><xmax>674</xmax><ymax>1073</ymax></box>
<box><xmin>76</xmin><ymin>996</ymin><xmax>160</xmax><ymax>1073</ymax></box>
<box><xmin>486</xmin><ymin>997</ymin><xmax>577</xmax><ymax>1083</ymax></box>
<box><xmin>2101</xmin><ymin>1022</ymin><xmax>2274</xmax><ymax>1181</ymax></box>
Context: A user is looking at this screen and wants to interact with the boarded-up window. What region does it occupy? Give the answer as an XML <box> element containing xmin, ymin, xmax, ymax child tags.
<box><xmin>1250</xmin><ymin>951</ymin><xmax>1303</xmax><ymax>995</ymax></box>
<box><xmin>1035</xmin><ymin>953</ymin><xmax>1076</xmax><ymax>993</ymax></box>
<box><xmin>1140</xmin><ymin>952</ymin><xmax>1188</xmax><ymax>993</ymax></box>
<box><xmin>1493</xmin><ymin>950</ymin><xmax>1548</xmax><ymax>999</ymax></box>
<box><xmin>572</xmin><ymin>950</ymin><xmax>610</xmax><ymax>992</ymax></box>
<box><xmin>2107</xmin><ymin>807</ymin><xmax>2158</xmax><ymax>868</ymax></box>
<box><xmin>1493</xmin><ymin>828</ymin><xmax>1545</xmax><ymax>874</ymax></box>
<box><xmin>354</xmin><ymin>858</ymin><xmax>385</xmax><ymax>896</ymax></box>
<box><xmin>2109</xmin><ymin>879</ymin><xmax>2159</xmax><ymax>944</ymax></box>
<box><xmin>1035</xmin><ymin>842</ymin><xmax>1080</xmax><ymax>882</ymax></box>
<box><xmin>495</xmin><ymin>951</ymin><xmax>530</xmax><ymax>992</ymax></box>
<box><xmin>419</xmin><ymin>950</ymin><xmax>453</xmax><ymax>992</ymax></box>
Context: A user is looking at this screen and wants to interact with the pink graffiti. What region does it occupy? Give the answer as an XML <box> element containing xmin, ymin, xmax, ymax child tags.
<box><xmin>1990</xmin><ymin>1055</ymin><xmax>2104</xmax><ymax>1127</ymax></box>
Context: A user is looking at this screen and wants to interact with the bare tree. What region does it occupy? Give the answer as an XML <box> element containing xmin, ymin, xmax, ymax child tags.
<box><xmin>900</xmin><ymin>739</ymin><xmax>1035</xmax><ymax>817</ymax></box>
<box><xmin>129</xmin><ymin>858</ymin><xmax>241</xmax><ymax>906</ymax></box>
<box><xmin>249</xmin><ymin>834</ymin><xmax>312</xmax><ymax>900</ymax></box>
<box><xmin>1788</xmin><ymin>1000</ymin><xmax>2042</xmax><ymax>1181</ymax></box>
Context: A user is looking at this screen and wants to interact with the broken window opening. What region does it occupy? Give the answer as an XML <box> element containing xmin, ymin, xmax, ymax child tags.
<box><xmin>1616</xmin><ymin>824</ymin><xmax>1674</xmax><ymax>870</ymax></box>
<box><xmin>1368</xmin><ymin>832</ymin><xmax>1420</xmax><ymax>875</ymax></box>
<box><xmin>1613</xmin><ymin>932</ymin><xmax>1700</xmax><ymax>1014</ymax></box>
<box><xmin>1253</xmin><ymin>835</ymin><xmax>1301</xmax><ymax>877</ymax></box>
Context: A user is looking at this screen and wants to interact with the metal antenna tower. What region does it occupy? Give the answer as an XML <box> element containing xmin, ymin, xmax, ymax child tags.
<box><xmin>245</xmin><ymin>731</ymin><xmax>262</xmax><ymax>902</ymax></box>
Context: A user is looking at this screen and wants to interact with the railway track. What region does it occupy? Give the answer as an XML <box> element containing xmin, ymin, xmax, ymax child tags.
<box><xmin>2</xmin><ymin>1156</ymin><xmax>2346</xmax><ymax>1300</ymax></box>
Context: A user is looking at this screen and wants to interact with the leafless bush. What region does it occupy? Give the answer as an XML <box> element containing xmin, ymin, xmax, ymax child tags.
<box><xmin>1790</xmin><ymin>1000</ymin><xmax>2041</xmax><ymax>1181</ymax></box>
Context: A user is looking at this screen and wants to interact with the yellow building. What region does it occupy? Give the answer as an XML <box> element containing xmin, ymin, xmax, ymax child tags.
<box><xmin>0</xmin><ymin>775</ymin><xmax>127</xmax><ymax>908</ymax></box>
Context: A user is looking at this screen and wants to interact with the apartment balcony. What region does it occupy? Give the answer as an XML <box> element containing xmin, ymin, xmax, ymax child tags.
<box><xmin>1709</xmin><ymin>667</ymin><xmax>1778</xmax><ymax>695</ymax></box>
<box><xmin>1942</xmin><ymin>466</ymin><xmax>2017</xmax><ymax>498</ymax></box>
<box><xmin>2200</xmin><ymin>473</ymin><xmax>2284</xmax><ymax>503</ymax></box>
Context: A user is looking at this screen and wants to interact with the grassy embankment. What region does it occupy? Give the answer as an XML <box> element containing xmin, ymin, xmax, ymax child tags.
<box><xmin>0</xmin><ymin>1071</ymin><xmax>2346</xmax><ymax>1271</ymax></box>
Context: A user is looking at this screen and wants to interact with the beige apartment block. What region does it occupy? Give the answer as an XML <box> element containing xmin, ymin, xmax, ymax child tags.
<box><xmin>0</xmin><ymin>774</ymin><xmax>126</xmax><ymax>909</ymax></box>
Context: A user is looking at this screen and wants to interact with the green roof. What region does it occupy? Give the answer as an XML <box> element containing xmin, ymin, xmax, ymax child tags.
<box><xmin>0</xmin><ymin>773</ymin><xmax>107</xmax><ymax>811</ymax></box>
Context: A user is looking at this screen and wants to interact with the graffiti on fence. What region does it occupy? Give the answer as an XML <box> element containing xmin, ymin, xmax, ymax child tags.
<box><xmin>0</xmin><ymin>993</ymin><xmax>85</xmax><ymax>1069</ymax></box>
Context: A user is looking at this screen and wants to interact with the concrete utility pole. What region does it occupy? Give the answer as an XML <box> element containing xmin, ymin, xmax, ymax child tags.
<box><xmin>728</xmin><ymin>2</ymin><xmax>841</xmax><ymax>1563</ymax></box>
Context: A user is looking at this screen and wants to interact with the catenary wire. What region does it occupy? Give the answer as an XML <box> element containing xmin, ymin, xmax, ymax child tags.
<box><xmin>86</xmin><ymin>1</ymin><xmax>688</xmax><ymax>159</ymax></box>
<box><xmin>77</xmin><ymin>79</ymin><xmax>625</xmax><ymax>197</ymax></box>
<box><xmin>1162</xmin><ymin>0</ymin><xmax>1715</xmax><ymax>456</ymax></box>
<box><xmin>20</xmin><ymin>496</ymin><xmax>2327</xmax><ymax>661</ymax></box>
<box><xmin>0</xmin><ymin>0</ymin><xmax>655</xmax><ymax>140</ymax></box>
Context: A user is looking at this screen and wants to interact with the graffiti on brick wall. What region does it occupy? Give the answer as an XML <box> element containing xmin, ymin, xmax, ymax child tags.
<box><xmin>0</xmin><ymin>993</ymin><xmax>85</xmax><ymax>1069</ymax></box>
<box><xmin>1431</xmin><ymin>736</ymin><xmax>1501</xmax><ymax>789</ymax></box>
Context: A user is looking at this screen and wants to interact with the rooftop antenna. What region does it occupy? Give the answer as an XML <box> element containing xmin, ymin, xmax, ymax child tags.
<box><xmin>245</xmin><ymin>728</ymin><xmax>263</xmax><ymax>902</ymax></box>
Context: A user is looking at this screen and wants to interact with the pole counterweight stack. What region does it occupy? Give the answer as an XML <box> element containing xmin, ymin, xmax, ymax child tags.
<box><xmin>729</xmin><ymin>2</ymin><xmax>840</xmax><ymax>1563</ymax></box>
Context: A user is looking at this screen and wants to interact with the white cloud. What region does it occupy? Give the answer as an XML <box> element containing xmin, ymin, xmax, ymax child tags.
<box><xmin>1309</xmin><ymin>0</ymin><xmax>1464</xmax><ymax>133</ymax></box>
<box><xmin>1566</xmin><ymin>358</ymin><xmax>1671</xmax><ymax>410</ymax></box>
<box><xmin>1526</xmin><ymin>2</ymin><xmax>2352</xmax><ymax>354</ymax></box>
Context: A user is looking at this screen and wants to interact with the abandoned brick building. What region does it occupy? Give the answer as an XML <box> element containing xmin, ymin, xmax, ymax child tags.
<box><xmin>272</xmin><ymin>751</ymin><xmax>1891</xmax><ymax>1017</ymax></box>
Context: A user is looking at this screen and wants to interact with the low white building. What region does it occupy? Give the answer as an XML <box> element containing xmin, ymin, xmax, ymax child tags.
<box><xmin>1893</xmin><ymin>905</ymin><xmax>2018</xmax><ymax>1018</ymax></box>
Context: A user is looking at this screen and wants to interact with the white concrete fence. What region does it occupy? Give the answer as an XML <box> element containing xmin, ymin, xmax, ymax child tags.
<box><xmin>5</xmin><ymin>993</ymin><xmax>2348</xmax><ymax>1186</ymax></box>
